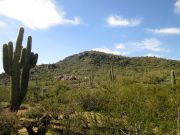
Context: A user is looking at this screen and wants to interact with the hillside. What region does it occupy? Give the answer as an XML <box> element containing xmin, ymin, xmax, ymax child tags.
<box><xmin>32</xmin><ymin>50</ymin><xmax>180</xmax><ymax>81</ymax></box>
<box><xmin>0</xmin><ymin>50</ymin><xmax>180</xmax><ymax>134</ymax></box>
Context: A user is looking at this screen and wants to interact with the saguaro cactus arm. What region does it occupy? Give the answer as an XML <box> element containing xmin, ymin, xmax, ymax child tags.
<box><xmin>8</xmin><ymin>42</ymin><xmax>13</xmax><ymax>73</ymax></box>
<box><xmin>3</xmin><ymin>44</ymin><xmax>10</xmax><ymax>75</ymax></box>
<box><xmin>15</xmin><ymin>27</ymin><xmax>24</xmax><ymax>57</ymax></box>
<box><xmin>31</xmin><ymin>53</ymin><xmax>38</xmax><ymax>68</ymax></box>
<box><xmin>19</xmin><ymin>48</ymin><xmax>27</xmax><ymax>68</ymax></box>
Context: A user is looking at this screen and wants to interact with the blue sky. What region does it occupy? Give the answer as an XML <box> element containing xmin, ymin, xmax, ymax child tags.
<box><xmin>0</xmin><ymin>0</ymin><xmax>180</xmax><ymax>73</ymax></box>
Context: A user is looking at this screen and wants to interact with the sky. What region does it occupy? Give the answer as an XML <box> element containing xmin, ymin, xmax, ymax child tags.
<box><xmin>0</xmin><ymin>0</ymin><xmax>180</xmax><ymax>73</ymax></box>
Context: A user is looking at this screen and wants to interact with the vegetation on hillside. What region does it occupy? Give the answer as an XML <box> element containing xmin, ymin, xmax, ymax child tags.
<box><xmin>0</xmin><ymin>49</ymin><xmax>180</xmax><ymax>134</ymax></box>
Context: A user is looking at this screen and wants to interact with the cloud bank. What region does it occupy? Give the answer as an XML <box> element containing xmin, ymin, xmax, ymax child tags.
<box><xmin>0</xmin><ymin>0</ymin><xmax>81</xmax><ymax>29</ymax></box>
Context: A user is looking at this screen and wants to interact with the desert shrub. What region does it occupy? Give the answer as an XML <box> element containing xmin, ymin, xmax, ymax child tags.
<box><xmin>0</xmin><ymin>85</ymin><xmax>10</xmax><ymax>102</ymax></box>
<box><xmin>44</xmin><ymin>103</ymin><xmax>60</xmax><ymax>119</ymax></box>
<box><xmin>78</xmin><ymin>89</ymin><xmax>109</xmax><ymax>111</ymax></box>
<box><xmin>53</xmin><ymin>82</ymin><xmax>70</xmax><ymax>94</ymax></box>
<box><xmin>26</xmin><ymin>107</ymin><xmax>44</xmax><ymax>119</ymax></box>
<box><xmin>142</xmin><ymin>71</ymin><xmax>166</xmax><ymax>84</ymax></box>
<box><xmin>49</xmin><ymin>82</ymin><xmax>72</xmax><ymax>104</ymax></box>
<box><xmin>59</xmin><ymin>112</ymin><xmax>85</xmax><ymax>134</ymax></box>
<box><xmin>0</xmin><ymin>111</ymin><xmax>19</xmax><ymax>135</ymax></box>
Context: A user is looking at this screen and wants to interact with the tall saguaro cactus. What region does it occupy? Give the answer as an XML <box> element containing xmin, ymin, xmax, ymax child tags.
<box><xmin>171</xmin><ymin>70</ymin><xmax>176</xmax><ymax>86</ymax></box>
<box><xmin>89</xmin><ymin>70</ymin><xmax>94</xmax><ymax>88</ymax></box>
<box><xmin>2</xmin><ymin>27</ymin><xmax>38</xmax><ymax>111</ymax></box>
<box><xmin>110</xmin><ymin>64</ymin><xmax>116</xmax><ymax>81</ymax></box>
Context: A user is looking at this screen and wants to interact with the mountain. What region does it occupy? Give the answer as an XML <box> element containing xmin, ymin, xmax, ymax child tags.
<box><xmin>57</xmin><ymin>50</ymin><xmax>180</xmax><ymax>70</ymax></box>
<box><xmin>0</xmin><ymin>51</ymin><xmax>180</xmax><ymax>84</ymax></box>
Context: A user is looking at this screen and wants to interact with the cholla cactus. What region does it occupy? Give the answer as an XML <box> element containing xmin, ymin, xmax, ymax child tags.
<box><xmin>2</xmin><ymin>27</ymin><xmax>38</xmax><ymax>111</ymax></box>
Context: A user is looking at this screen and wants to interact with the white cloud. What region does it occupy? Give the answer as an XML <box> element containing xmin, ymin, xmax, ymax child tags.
<box><xmin>122</xmin><ymin>38</ymin><xmax>168</xmax><ymax>52</ymax></box>
<box><xmin>174</xmin><ymin>0</ymin><xmax>180</xmax><ymax>14</ymax></box>
<box><xmin>0</xmin><ymin>20</ymin><xmax>6</xmax><ymax>27</ymax></box>
<box><xmin>92</xmin><ymin>48</ymin><xmax>129</xmax><ymax>56</ymax></box>
<box><xmin>147</xmin><ymin>28</ymin><xmax>180</xmax><ymax>35</ymax></box>
<box><xmin>106</xmin><ymin>15</ymin><xmax>141</xmax><ymax>27</ymax></box>
<box><xmin>0</xmin><ymin>0</ymin><xmax>81</xmax><ymax>29</ymax></box>
<box><xmin>91</xmin><ymin>37</ymin><xmax>170</xmax><ymax>58</ymax></box>
<box><xmin>135</xmin><ymin>38</ymin><xmax>164</xmax><ymax>52</ymax></box>
<box><xmin>92</xmin><ymin>38</ymin><xmax>166</xmax><ymax>57</ymax></box>
<box><xmin>116</xmin><ymin>43</ymin><xmax>125</xmax><ymax>49</ymax></box>
<box><xmin>92</xmin><ymin>48</ymin><xmax>120</xmax><ymax>55</ymax></box>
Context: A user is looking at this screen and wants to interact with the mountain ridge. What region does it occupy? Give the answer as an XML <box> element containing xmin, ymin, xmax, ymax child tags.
<box><xmin>0</xmin><ymin>50</ymin><xmax>180</xmax><ymax>83</ymax></box>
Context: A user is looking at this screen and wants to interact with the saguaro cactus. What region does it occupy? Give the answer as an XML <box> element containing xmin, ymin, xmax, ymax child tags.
<box><xmin>171</xmin><ymin>70</ymin><xmax>176</xmax><ymax>86</ymax></box>
<box><xmin>110</xmin><ymin>64</ymin><xmax>116</xmax><ymax>81</ymax></box>
<box><xmin>89</xmin><ymin>70</ymin><xmax>94</xmax><ymax>88</ymax></box>
<box><xmin>2</xmin><ymin>27</ymin><xmax>38</xmax><ymax>111</ymax></box>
